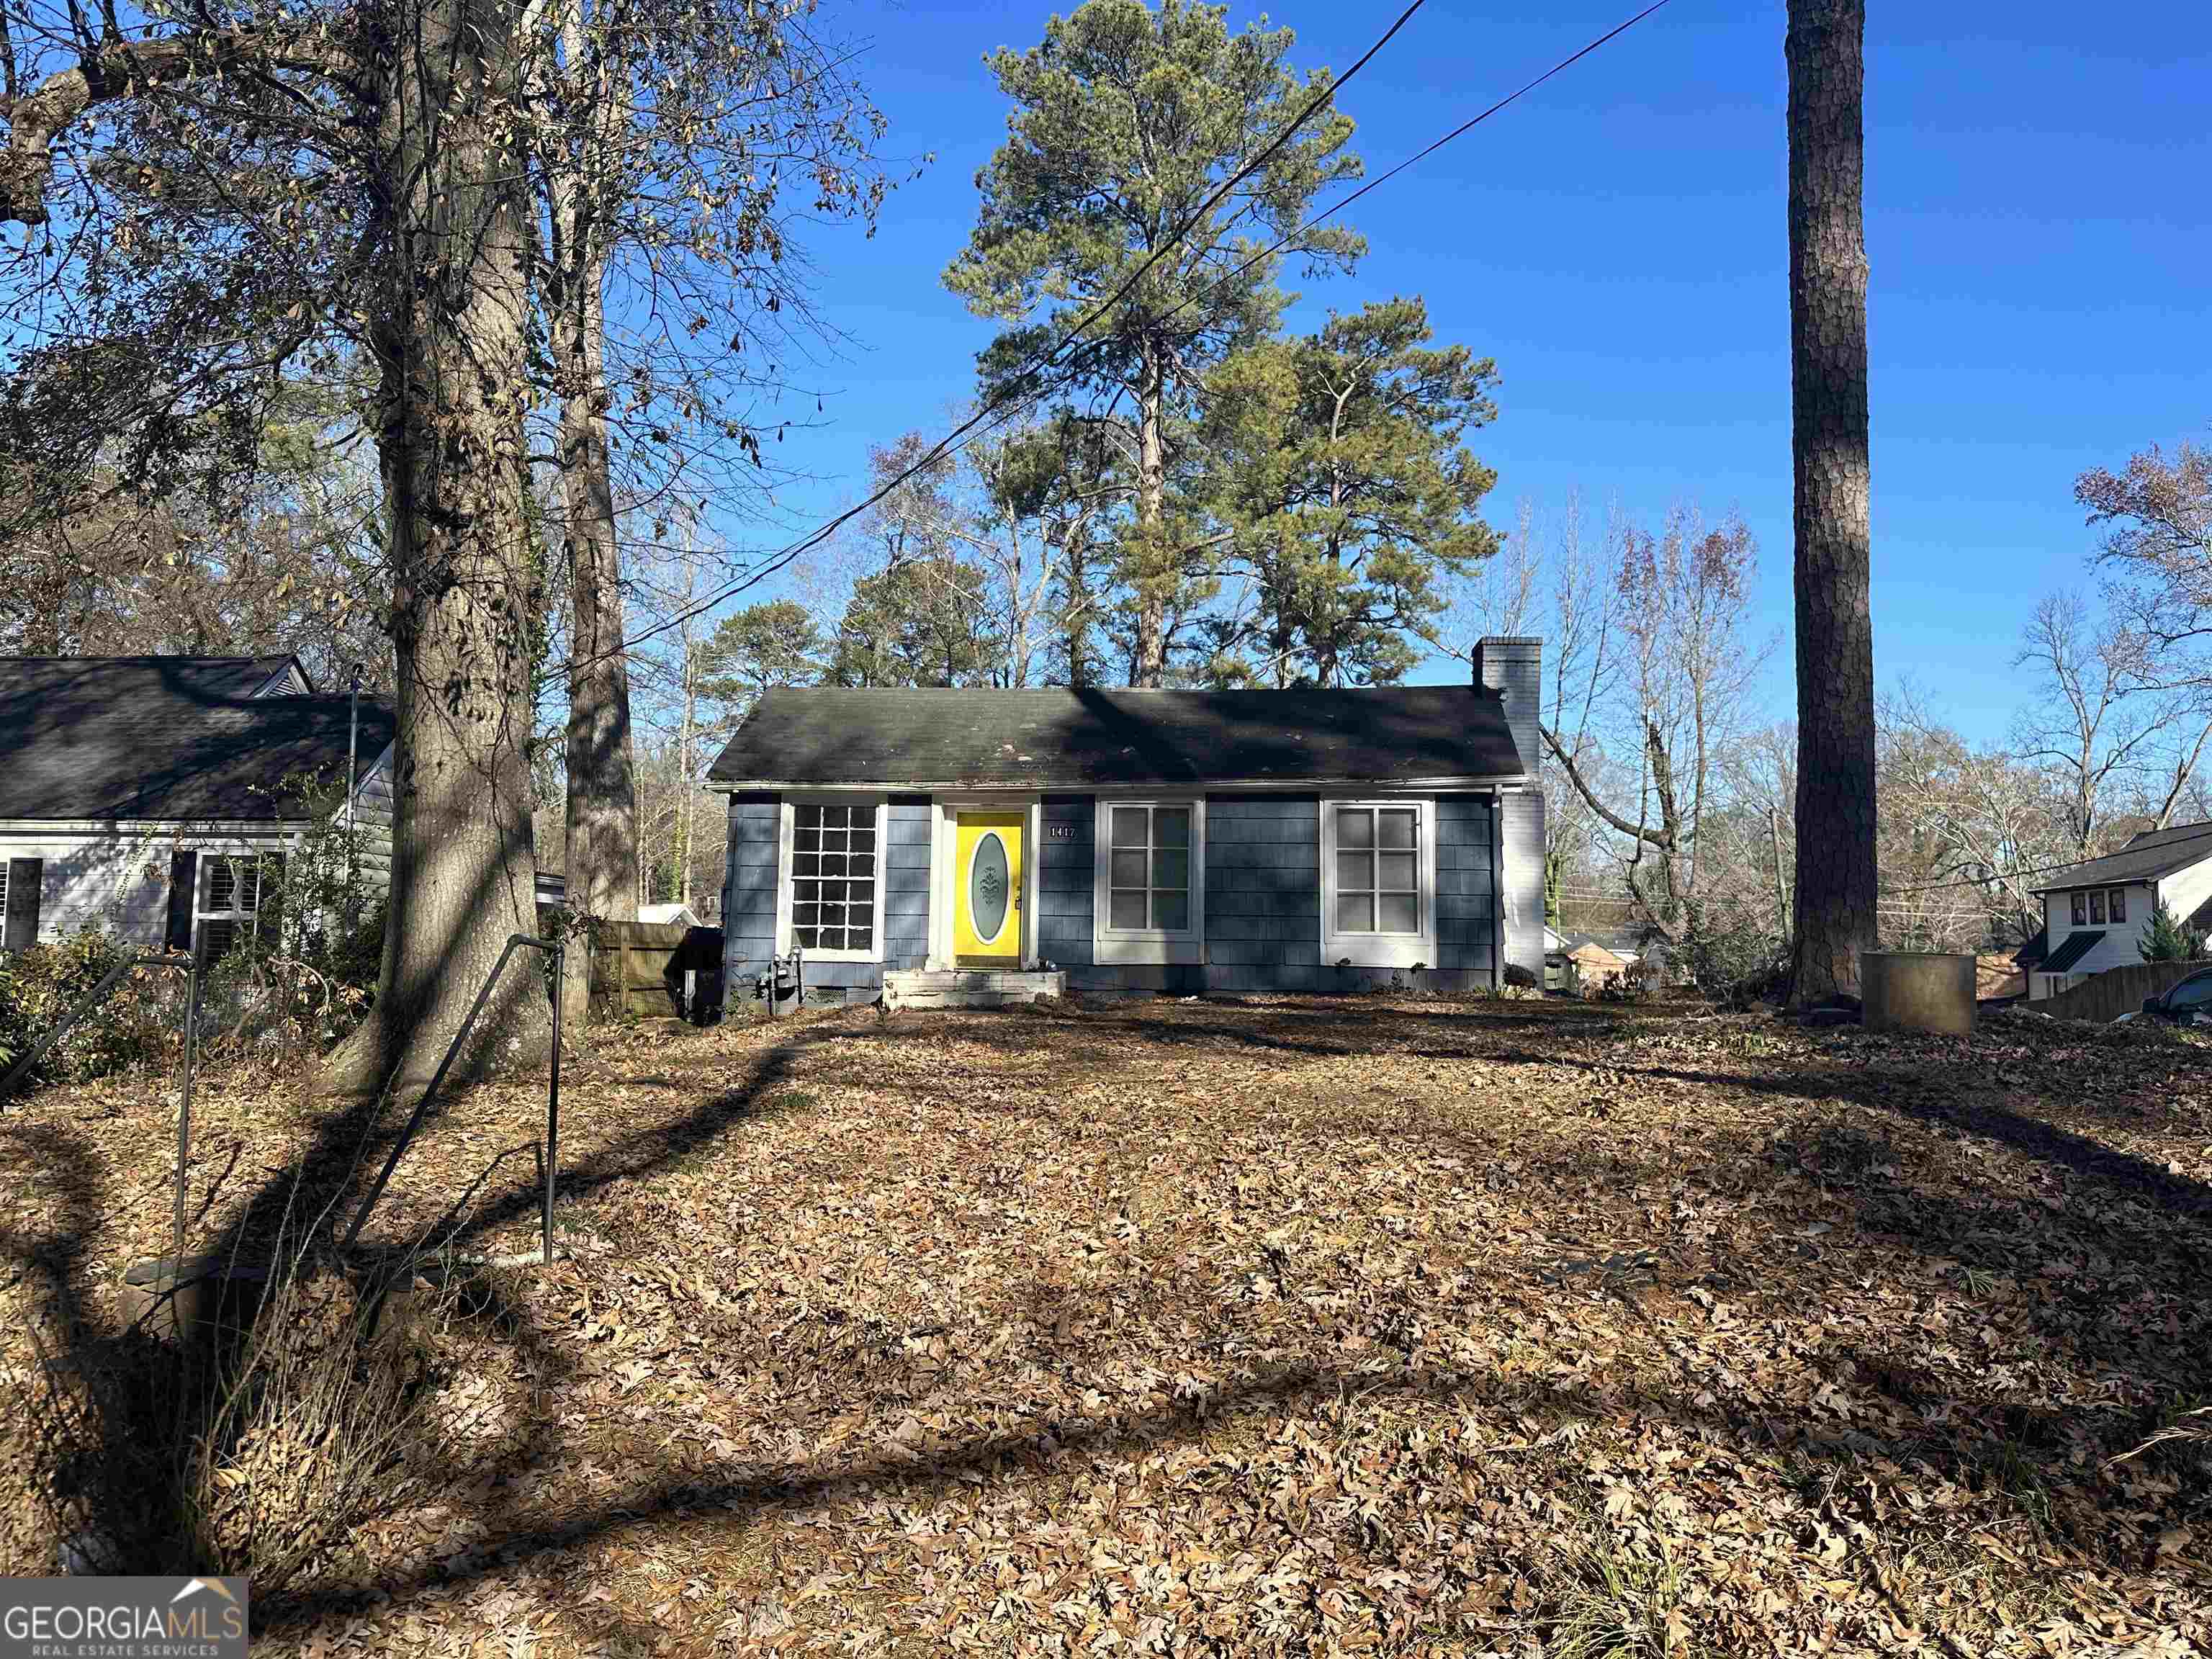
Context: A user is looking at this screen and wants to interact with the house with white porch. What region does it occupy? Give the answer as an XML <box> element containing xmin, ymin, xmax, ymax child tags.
<box><xmin>2022</xmin><ymin>821</ymin><xmax>2212</xmax><ymax>1001</ymax></box>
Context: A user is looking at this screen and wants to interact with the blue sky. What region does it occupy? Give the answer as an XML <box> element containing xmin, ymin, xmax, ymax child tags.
<box><xmin>732</xmin><ymin>0</ymin><xmax>2210</xmax><ymax>744</ymax></box>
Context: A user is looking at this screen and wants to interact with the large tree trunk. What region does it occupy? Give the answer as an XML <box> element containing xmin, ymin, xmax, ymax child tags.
<box><xmin>328</xmin><ymin>0</ymin><xmax>547</xmax><ymax>1094</ymax></box>
<box><xmin>1128</xmin><ymin>340</ymin><xmax>1169</xmax><ymax>688</ymax></box>
<box><xmin>1786</xmin><ymin>0</ymin><xmax>1879</xmax><ymax>1003</ymax></box>
<box><xmin>548</xmin><ymin>0</ymin><xmax>639</xmax><ymax>1025</ymax></box>
<box><xmin>552</xmin><ymin>253</ymin><xmax>639</xmax><ymax>1023</ymax></box>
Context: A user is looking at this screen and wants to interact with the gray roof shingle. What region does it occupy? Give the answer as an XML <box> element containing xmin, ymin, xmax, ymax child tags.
<box><xmin>0</xmin><ymin>657</ymin><xmax>395</xmax><ymax>822</ymax></box>
<box><xmin>706</xmin><ymin>685</ymin><xmax>1529</xmax><ymax>790</ymax></box>
<box><xmin>2028</xmin><ymin>821</ymin><xmax>2212</xmax><ymax>893</ymax></box>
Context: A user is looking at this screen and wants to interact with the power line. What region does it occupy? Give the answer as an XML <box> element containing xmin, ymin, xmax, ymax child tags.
<box><xmin>541</xmin><ymin>0</ymin><xmax>1434</xmax><ymax>685</ymax></box>
<box><xmin>544</xmin><ymin>0</ymin><xmax>1678</xmax><ymax>685</ymax></box>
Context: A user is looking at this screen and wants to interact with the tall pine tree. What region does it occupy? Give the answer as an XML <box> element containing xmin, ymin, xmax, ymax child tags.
<box><xmin>943</xmin><ymin>0</ymin><xmax>1362</xmax><ymax>686</ymax></box>
<box><xmin>1201</xmin><ymin>297</ymin><xmax>1499</xmax><ymax>685</ymax></box>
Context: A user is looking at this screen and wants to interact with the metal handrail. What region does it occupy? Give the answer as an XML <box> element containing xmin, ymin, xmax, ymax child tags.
<box><xmin>340</xmin><ymin>932</ymin><xmax>566</xmax><ymax>1264</ymax></box>
<box><xmin>1</xmin><ymin>949</ymin><xmax>200</xmax><ymax>1264</ymax></box>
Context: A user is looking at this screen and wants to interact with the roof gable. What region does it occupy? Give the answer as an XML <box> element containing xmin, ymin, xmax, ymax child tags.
<box><xmin>0</xmin><ymin>656</ymin><xmax>395</xmax><ymax>822</ymax></box>
<box><xmin>2030</xmin><ymin>821</ymin><xmax>2212</xmax><ymax>892</ymax></box>
<box><xmin>706</xmin><ymin>685</ymin><xmax>1529</xmax><ymax>791</ymax></box>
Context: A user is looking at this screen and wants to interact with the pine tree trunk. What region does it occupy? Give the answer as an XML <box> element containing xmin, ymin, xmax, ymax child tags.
<box><xmin>1786</xmin><ymin>0</ymin><xmax>1879</xmax><ymax>1003</ymax></box>
<box><xmin>328</xmin><ymin>0</ymin><xmax>547</xmax><ymax>1095</ymax></box>
<box><xmin>1063</xmin><ymin>534</ymin><xmax>1093</xmax><ymax>688</ymax></box>
<box><xmin>1129</xmin><ymin>341</ymin><xmax>1169</xmax><ymax>688</ymax></box>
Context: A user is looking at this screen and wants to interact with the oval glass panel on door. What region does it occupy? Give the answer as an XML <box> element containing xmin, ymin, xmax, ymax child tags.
<box><xmin>954</xmin><ymin>811</ymin><xmax>1024</xmax><ymax>963</ymax></box>
<box><xmin>971</xmin><ymin>833</ymin><xmax>1010</xmax><ymax>943</ymax></box>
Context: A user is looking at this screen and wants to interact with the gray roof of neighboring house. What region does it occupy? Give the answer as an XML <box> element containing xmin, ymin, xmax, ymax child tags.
<box><xmin>2029</xmin><ymin>821</ymin><xmax>2212</xmax><ymax>893</ymax></box>
<box><xmin>707</xmin><ymin>685</ymin><xmax>1529</xmax><ymax>790</ymax></box>
<box><xmin>0</xmin><ymin>657</ymin><xmax>395</xmax><ymax>822</ymax></box>
<box><xmin>2041</xmin><ymin>930</ymin><xmax>2105</xmax><ymax>974</ymax></box>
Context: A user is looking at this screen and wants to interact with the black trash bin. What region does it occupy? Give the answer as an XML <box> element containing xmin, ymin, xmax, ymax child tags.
<box><xmin>662</xmin><ymin>926</ymin><xmax>727</xmax><ymax>1025</ymax></box>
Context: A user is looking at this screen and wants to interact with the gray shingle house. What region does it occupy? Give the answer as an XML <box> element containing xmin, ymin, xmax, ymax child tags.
<box><xmin>705</xmin><ymin>637</ymin><xmax>1547</xmax><ymax>1006</ymax></box>
<box><xmin>0</xmin><ymin>655</ymin><xmax>396</xmax><ymax>959</ymax></box>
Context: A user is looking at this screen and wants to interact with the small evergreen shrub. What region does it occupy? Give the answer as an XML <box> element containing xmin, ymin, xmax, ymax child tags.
<box><xmin>2139</xmin><ymin>899</ymin><xmax>2208</xmax><ymax>963</ymax></box>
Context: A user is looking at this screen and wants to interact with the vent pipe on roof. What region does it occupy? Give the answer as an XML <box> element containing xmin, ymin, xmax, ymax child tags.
<box><xmin>1473</xmin><ymin>637</ymin><xmax>1542</xmax><ymax>776</ymax></box>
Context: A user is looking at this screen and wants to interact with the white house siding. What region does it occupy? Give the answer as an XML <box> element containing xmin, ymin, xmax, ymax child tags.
<box><xmin>2157</xmin><ymin>858</ymin><xmax>2212</xmax><ymax>932</ymax></box>
<box><xmin>0</xmin><ymin>826</ymin><xmax>300</xmax><ymax>949</ymax></box>
<box><xmin>347</xmin><ymin>748</ymin><xmax>397</xmax><ymax>892</ymax></box>
<box><xmin>2030</xmin><ymin>856</ymin><xmax>2212</xmax><ymax>999</ymax></box>
<box><xmin>2031</xmin><ymin>880</ymin><xmax>2155</xmax><ymax>999</ymax></box>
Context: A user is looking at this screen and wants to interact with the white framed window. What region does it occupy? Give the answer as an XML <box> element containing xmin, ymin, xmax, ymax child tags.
<box><xmin>197</xmin><ymin>853</ymin><xmax>281</xmax><ymax>962</ymax></box>
<box><xmin>1093</xmin><ymin>799</ymin><xmax>1204</xmax><ymax>965</ymax></box>
<box><xmin>1321</xmin><ymin>799</ymin><xmax>1437</xmax><ymax>969</ymax></box>
<box><xmin>778</xmin><ymin>796</ymin><xmax>887</xmax><ymax>962</ymax></box>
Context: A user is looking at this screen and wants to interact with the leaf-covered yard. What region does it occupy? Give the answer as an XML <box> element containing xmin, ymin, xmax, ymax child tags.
<box><xmin>5</xmin><ymin>994</ymin><xmax>2210</xmax><ymax>1655</ymax></box>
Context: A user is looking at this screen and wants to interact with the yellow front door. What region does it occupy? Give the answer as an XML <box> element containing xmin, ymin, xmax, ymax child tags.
<box><xmin>954</xmin><ymin>811</ymin><xmax>1024</xmax><ymax>964</ymax></box>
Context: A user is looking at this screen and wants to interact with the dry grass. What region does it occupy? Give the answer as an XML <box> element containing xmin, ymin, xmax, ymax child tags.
<box><xmin>4</xmin><ymin>993</ymin><xmax>2209</xmax><ymax>1655</ymax></box>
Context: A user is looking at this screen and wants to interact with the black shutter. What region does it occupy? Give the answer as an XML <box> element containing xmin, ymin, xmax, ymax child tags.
<box><xmin>166</xmin><ymin>850</ymin><xmax>199</xmax><ymax>953</ymax></box>
<box><xmin>3</xmin><ymin>858</ymin><xmax>41</xmax><ymax>950</ymax></box>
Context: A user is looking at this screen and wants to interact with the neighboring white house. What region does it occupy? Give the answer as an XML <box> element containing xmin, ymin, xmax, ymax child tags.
<box><xmin>2022</xmin><ymin>820</ymin><xmax>2212</xmax><ymax>1000</ymax></box>
<box><xmin>0</xmin><ymin>656</ymin><xmax>396</xmax><ymax>961</ymax></box>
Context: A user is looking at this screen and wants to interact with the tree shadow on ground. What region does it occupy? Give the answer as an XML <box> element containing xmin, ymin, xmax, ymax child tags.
<box><xmin>11</xmin><ymin>996</ymin><xmax>2208</xmax><ymax>1644</ymax></box>
<box><xmin>1485</xmin><ymin>1047</ymin><xmax>2212</xmax><ymax>1222</ymax></box>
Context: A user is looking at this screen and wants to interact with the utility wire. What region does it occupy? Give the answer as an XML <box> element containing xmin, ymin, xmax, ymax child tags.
<box><xmin>541</xmin><ymin>0</ymin><xmax>1432</xmax><ymax>684</ymax></box>
<box><xmin>544</xmin><ymin>0</ymin><xmax>1678</xmax><ymax>685</ymax></box>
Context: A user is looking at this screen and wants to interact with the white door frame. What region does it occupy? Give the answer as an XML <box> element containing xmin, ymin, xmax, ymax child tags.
<box><xmin>930</xmin><ymin>794</ymin><xmax>1041</xmax><ymax>970</ymax></box>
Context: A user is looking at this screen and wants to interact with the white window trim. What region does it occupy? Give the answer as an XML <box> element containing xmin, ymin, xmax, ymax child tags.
<box><xmin>195</xmin><ymin>850</ymin><xmax>276</xmax><ymax>957</ymax></box>
<box><xmin>1092</xmin><ymin>797</ymin><xmax>1205</xmax><ymax>966</ymax></box>
<box><xmin>776</xmin><ymin>793</ymin><xmax>889</xmax><ymax>964</ymax></box>
<box><xmin>929</xmin><ymin>795</ymin><xmax>1041</xmax><ymax>969</ymax></box>
<box><xmin>1320</xmin><ymin>797</ymin><xmax>1438</xmax><ymax>970</ymax></box>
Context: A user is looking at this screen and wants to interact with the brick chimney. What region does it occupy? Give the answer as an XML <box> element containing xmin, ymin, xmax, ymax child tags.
<box><xmin>1473</xmin><ymin>636</ymin><xmax>1542</xmax><ymax>777</ymax></box>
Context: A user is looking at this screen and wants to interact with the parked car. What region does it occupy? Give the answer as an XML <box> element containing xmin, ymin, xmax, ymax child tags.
<box><xmin>2126</xmin><ymin>968</ymin><xmax>2212</xmax><ymax>1025</ymax></box>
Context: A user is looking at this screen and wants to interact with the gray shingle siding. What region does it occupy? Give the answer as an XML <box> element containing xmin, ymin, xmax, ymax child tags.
<box><xmin>1198</xmin><ymin>793</ymin><xmax>1318</xmax><ymax>997</ymax></box>
<box><xmin>1433</xmin><ymin>793</ymin><xmax>1496</xmax><ymax>982</ymax></box>
<box><xmin>884</xmin><ymin>798</ymin><xmax>932</xmax><ymax>972</ymax></box>
<box><xmin>721</xmin><ymin>791</ymin><xmax>906</xmax><ymax>1008</ymax></box>
<box><xmin>724</xmin><ymin>793</ymin><xmax>779</xmax><ymax>997</ymax></box>
<box><xmin>1037</xmin><ymin>796</ymin><xmax>1094</xmax><ymax>971</ymax></box>
<box><xmin>717</xmin><ymin>783</ymin><xmax>1537</xmax><ymax>1010</ymax></box>
<box><xmin>1038</xmin><ymin>790</ymin><xmax>1511</xmax><ymax>998</ymax></box>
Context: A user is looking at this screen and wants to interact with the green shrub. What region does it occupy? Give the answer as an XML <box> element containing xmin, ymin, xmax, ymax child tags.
<box><xmin>2139</xmin><ymin>899</ymin><xmax>2208</xmax><ymax>963</ymax></box>
<box><xmin>0</xmin><ymin>930</ymin><xmax>170</xmax><ymax>1086</ymax></box>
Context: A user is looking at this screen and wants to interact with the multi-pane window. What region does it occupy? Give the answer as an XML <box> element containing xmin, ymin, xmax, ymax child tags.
<box><xmin>1106</xmin><ymin>804</ymin><xmax>1193</xmax><ymax>933</ymax></box>
<box><xmin>2071</xmin><ymin>892</ymin><xmax>2087</xmax><ymax>927</ymax></box>
<box><xmin>791</xmin><ymin>803</ymin><xmax>876</xmax><ymax>953</ymax></box>
<box><xmin>1332</xmin><ymin>806</ymin><xmax>1421</xmax><ymax>934</ymax></box>
<box><xmin>2108</xmin><ymin>887</ymin><xmax>2128</xmax><ymax>923</ymax></box>
<box><xmin>197</xmin><ymin>854</ymin><xmax>278</xmax><ymax>962</ymax></box>
<box><xmin>2090</xmin><ymin>889</ymin><xmax>2107</xmax><ymax>925</ymax></box>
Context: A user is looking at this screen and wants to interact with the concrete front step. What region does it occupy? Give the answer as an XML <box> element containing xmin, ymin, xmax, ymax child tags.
<box><xmin>883</xmin><ymin>969</ymin><xmax>1066</xmax><ymax>1010</ymax></box>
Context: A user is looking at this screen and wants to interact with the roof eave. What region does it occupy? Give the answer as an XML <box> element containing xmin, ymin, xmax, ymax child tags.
<box><xmin>2028</xmin><ymin>855</ymin><xmax>2212</xmax><ymax>895</ymax></box>
<box><xmin>704</xmin><ymin>772</ymin><xmax>1530</xmax><ymax>794</ymax></box>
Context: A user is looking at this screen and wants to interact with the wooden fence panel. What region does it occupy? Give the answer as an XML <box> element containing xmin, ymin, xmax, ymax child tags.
<box><xmin>587</xmin><ymin>920</ymin><xmax>693</xmax><ymax>1019</ymax></box>
<box><xmin>2038</xmin><ymin>958</ymin><xmax>2212</xmax><ymax>1023</ymax></box>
